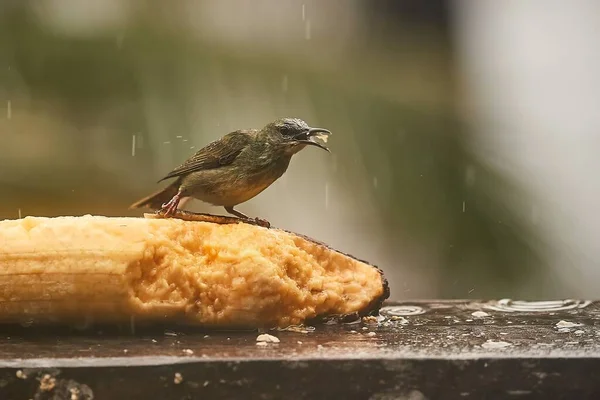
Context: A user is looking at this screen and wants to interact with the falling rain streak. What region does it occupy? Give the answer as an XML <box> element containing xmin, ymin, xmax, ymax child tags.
<box><xmin>462</xmin><ymin>201</ymin><xmax>466</xmax><ymax>213</ymax></box>
<box><xmin>302</xmin><ymin>4</ymin><xmax>306</xmax><ymax>21</ymax></box>
<box><xmin>325</xmin><ymin>182</ymin><xmax>329</xmax><ymax>209</ymax></box>
<box><xmin>282</xmin><ymin>75</ymin><xmax>289</xmax><ymax>92</ymax></box>
<box><xmin>131</xmin><ymin>135</ymin><xmax>136</xmax><ymax>156</ymax></box>
<box><xmin>7</xmin><ymin>100</ymin><xmax>11</xmax><ymax>119</ymax></box>
<box><xmin>305</xmin><ymin>19</ymin><xmax>311</xmax><ymax>40</ymax></box>
<box><xmin>17</xmin><ymin>208</ymin><xmax>21</xmax><ymax>219</ymax></box>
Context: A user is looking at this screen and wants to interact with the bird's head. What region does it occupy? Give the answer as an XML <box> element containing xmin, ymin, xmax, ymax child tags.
<box><xmin>263</xmin><ymin>118</ymin><xmax>331</xmax><ymax>154</ymax></box>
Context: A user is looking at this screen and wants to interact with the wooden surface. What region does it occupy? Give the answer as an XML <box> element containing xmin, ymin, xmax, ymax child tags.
<box><xmin>1</xmin><ymin>299</ymin><xmax>599</xmax><ymax>399</ymax></box>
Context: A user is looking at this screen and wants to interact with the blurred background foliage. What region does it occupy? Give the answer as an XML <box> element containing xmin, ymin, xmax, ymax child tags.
<box><xmin>0</xmin><ymin>0</ymin><xmax>561</xmax><ymax>299</ymax></box>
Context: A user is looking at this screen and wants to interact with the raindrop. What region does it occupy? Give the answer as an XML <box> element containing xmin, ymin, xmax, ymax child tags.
<box><xmin>131</xmin><ymin>135</ymin><xmax>136</xmax><ymax>156</ymax></box>
<box><xmin>164</xmin><ymin>141</ymin><xmax>171</xmax><ymax>145</ymax></box>
<box><xmin>380</xmin><ymin>305</ymin><xmax>426</xmax><ymax>316</ymax></box>
<box><xmin>373</xmin><ymin>177</ymin><xmax>378</xmax><ymax>188</ymax></box>
<box><xmin>176</xmin><ymin>135</ymin><xmax>183</xmax><ymax>139</ymax></box>
<box><xmin>462</xmin><ymin>201</ymin><xmax>466</xmax><ymax>213</ymax></box>
<box><xmin>555</xmin><ymin>320</ymin><xmax>582</xmax><ymax>329</ymax></box>
<box><xmin>302</xmin><ymin>4</ymin><xmax>306</xmax><ymax>21</ymax></box>
<box><xmin>485</xmin><ymin>299</ymin><xmax>591</xmax><ymax>313</ymax></box>
<box><xmin>17</xmin><ymin>208</ymin><xmax>21</xmax><ymax>219</ymax></box>
<box><xmin>481</xmin><ymin>339</ymin><xmax>512</xmax><ymax>349</ymax></box>
<box><xmin>305</xmin><ymin>19</ymin><xmax>311</xmax><ymax>40</ymax></box>
<box><xmin>7</xmin><ymin>100</ymin><xmax>11</xmax><ymax>120</ymax></box>
<box><xmin>471</xmin><ymin>311</ymin><xmax>489</xmax><ymax>318</ymax></box>
<box><xmin>282</xmin><ymin>75</ymin><xmax>288</xmax><ymax>92</ymax></box>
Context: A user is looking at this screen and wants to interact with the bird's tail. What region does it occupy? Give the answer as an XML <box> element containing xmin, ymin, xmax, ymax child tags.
<box><xmin>129</xmin><ymin>181</ymin><xmax>180</xmax><ymax>211</ymax></box>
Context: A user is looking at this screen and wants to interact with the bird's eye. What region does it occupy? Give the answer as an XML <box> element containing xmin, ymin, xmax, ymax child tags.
<box><xmin>279</xmin><ymin>125</ymin><xmax>294</xmax><ymax>136</ymax></box>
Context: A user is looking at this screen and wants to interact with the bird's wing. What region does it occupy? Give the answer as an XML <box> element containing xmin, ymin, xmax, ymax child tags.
<box><xmin>158</xmin><ymin>130</ymin><xmax>256</xmax><ymax>181</ymax></box>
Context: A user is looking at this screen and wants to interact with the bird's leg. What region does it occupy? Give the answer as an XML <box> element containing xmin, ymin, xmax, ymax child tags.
<box><xmin>224</xmin><ymin>206</ymin><xmax>271</xmax><ymax>228</ymax></box>
<box><xmin>160</xmin><ymin>190</ymin><xmax>183</xmax><ymax>216</ymax></box>
<box><xmin>224</xmin><ymin>206</ymin><xmax>249</xmax><ymax>219</ymax></box>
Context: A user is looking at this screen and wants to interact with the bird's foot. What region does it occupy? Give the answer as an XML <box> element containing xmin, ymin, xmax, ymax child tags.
<box><xmin>159</xmin><ymin>193</ymin><xmax>181</xmax><ymax>217</ymax></box>
<box><xmin>252</xmin><ymin>217</ymin><xmax>271</xmax><ymax>228</ymax></box>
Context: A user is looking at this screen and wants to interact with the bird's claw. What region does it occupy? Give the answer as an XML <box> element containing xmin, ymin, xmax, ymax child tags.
<box><xmin>159</xmin><ymin>195</ymin><xmax>181</xmax><ymax>217</ymax></box>
<box><xmin>253</xmin><ymin>217</ymin><xmax>271</xmax><ymax>228</ymax></box>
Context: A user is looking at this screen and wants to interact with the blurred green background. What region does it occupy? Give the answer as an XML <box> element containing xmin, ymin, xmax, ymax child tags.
<box><xmin>3</xmin><ymin>0</ymin><xmax>592</xmax><ymax>300</ymax></box>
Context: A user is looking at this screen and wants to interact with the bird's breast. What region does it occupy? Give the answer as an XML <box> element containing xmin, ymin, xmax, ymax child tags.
<box><xmin>181</xmin><ymin>156</ymin><xmax>291</xmax><ymax>206</ymax></box>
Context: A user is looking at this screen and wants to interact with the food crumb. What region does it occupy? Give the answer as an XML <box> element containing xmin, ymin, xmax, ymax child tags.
<box><xmin>183</xmin><ymin>349</ymin><xmax>194</xmax><ymax>355</ymax></box>
<box><xmin>362</xmin><ymin>316</ymin><xmax>378</xmax><ymax>324</ymax></box>
<box><xmin>16</xmin><ymin>370</ymin><xmax>27</xmax><ymax>379</ymax></box>
<box><xmin>256</xmin><ymin>333</ymin><xmax>280</xmax><ymax>343</ymax></box>
<box><xmin>366</xmin><ymin>332</ymin><xmax>377</xmax><ymax>337</ymax></box>
<box><xmin>297</xmin><ymin>341</ymin><xmax>303</xmax><ymax>345</ymax></box>
<box><xmin>39</xmin><ymin>374</ymin><xmax>56</xmax><ymax>391</ymax></box>
<box><xmin>70</xmin><ymin>387</ymin><xmax>80</xmax><ymax>400</ymax></box>
<box><xmin>174</xmin><ymin>372</ymin><xmax>183</xmax><ymax>384</ymax></box>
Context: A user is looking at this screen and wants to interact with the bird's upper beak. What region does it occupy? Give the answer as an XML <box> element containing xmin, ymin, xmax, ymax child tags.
<box><xmin>295</xmin><ymin>127</ymin><xmax>332</xmax><ymax>152</ymax></box>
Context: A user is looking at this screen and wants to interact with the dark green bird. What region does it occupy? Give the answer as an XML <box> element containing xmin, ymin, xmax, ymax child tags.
<box><xmin>130</xmin><ymin>118</ymin><xmax>331</xmax><ymax>221</ymax></box>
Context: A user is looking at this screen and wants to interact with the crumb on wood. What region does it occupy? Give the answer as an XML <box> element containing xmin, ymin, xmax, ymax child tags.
<box><xmin>256</xmin><ymin>333</ymin><xmax>280</xmax><ymax>343</ymax></box>
<box><xmin>174</xmin><ymin>372</ymin><xmax>183</xmax><ymax>384</ymax></box>
<box><xmin>40</xmin><ymin>374</ymin><xmax>56</xmax><ymax>392</ymax></box>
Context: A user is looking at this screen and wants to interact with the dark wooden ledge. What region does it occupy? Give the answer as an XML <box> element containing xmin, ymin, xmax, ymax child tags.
<box><xmin>1</xmin><ymin>299</ymin><xmax>599</xmax><ymax>399</ymax></box>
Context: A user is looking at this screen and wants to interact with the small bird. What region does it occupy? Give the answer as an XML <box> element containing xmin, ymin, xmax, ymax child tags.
<box><xmin>130</xmin><ymin>118</ymin><xmax>331</xmax><ymax>222</ymax></box>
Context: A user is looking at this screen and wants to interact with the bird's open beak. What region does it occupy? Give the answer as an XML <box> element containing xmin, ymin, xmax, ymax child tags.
<box><xmin>296</xmin><ymin>127</ymin><xmax>332</xmax><ymax>152</ymax></box>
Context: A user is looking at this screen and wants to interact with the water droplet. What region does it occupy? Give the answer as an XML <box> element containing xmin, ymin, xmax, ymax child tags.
<box><xmin>282</xmin><ymin>75</ymin><xmax>288</xmax><ymax>92</ymax></box>
<box><xmin>471</xmin><ymin>311</ymin><xmax>489</xmax><ymax>318</ymax></box>
<box><xmin>131</xmin><ymin>135</ymin><xmax>136</xmax><ymax>156</ymax></box>
<box><xmin>278</xmin><ymin>325</ymin><xmax>315</xmax><ymax>334</ymax></box>
<box><xmin>481</xmin><ymin>339</ymin><xmax>512</xmax><ymax>349</ymax></box>
<box><xmin>20</xmin><ymin>319</ymin><xmax>34</xmax><ymax>327</ymax></box>
<box><xmin>555</xmin><ymin>320</ymin><xmax>582</xmax><ymax>329</ymax></box>
<box><xmin>380</xmin><ymin>305</ymin><xmax>426</xmax><ymax>316</ymax></box>
<box><xmin>305</xmin><ymin>19</ymin><xmax>311</xmax><ymax>40</ymax></box>
<box><xmin>485</xmin><ymin>299</ymin><xmax>591</xmax><ymax>313</ymax></box>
